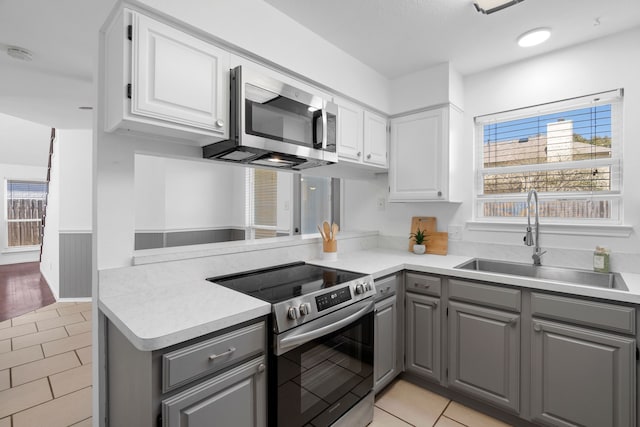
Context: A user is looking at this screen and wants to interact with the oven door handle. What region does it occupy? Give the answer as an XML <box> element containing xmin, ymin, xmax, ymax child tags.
<box><xmin>276</xmin><ymin>300</ymin><xmax>374</xmax><ymax>355</ymax></box>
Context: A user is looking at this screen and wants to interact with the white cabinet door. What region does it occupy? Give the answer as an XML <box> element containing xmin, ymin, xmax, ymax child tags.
<box><xmin>363</xmin><ymin>111</ymin><xmax>388</xmax><ymax>167</ymax></box>
<box><xmin>389</xmin><ymin>107</ymin><xmax>448</xmax><ymax>201</ymax></box>
<box><xmin>336</xmin><ymin>101</ymin><xmax>364</xmax><ymax>161</ymax></box>
<box><xmin>131</xmin><ymin>12</ymin><xmax>228</xmax><ymax>136</ymax></box>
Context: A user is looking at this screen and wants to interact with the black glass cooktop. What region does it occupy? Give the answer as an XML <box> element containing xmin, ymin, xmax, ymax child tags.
<box><xmin>207</xmin><ymin>262</ymin><xmax>365</xmax><ymax>304</ymax></box>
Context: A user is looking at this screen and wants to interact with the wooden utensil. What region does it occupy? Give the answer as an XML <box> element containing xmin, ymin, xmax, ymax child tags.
<box><xmin>317</xmin><ymin>225</ymin><xmax>326</xmax><ymax>241</ymax></box>
<box><xmin>323</xmin><ymin>221</ymin><xmax>331</xmax><ymax>241</ymax></box>
<box><xmin>331</xmin><ymin>223</ymin><xmax>338</xmax><ymax>240</ymax></box>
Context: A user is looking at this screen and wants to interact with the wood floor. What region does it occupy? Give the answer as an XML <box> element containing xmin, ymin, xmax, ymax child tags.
<box><xmin>0</xmin><ymin>262</ymin><xmax>55</xmax><ymax>322</ymax></box>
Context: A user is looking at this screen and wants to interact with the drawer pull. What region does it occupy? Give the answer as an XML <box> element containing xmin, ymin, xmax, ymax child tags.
<box><xmin>533</xmin><ymin>324</ymin><xmax>543</xmax><ymax>333</ymax></box>
<box><xmin>380</xmin><ymin>286</ymin><xmax>391</xmax><ymax>294</ymax></box>
<box><xmin>415</xmin><ymin>283</ymin><xmax>430</xmax><ymax>289</ymax></box>
<box><xmin>208</xmin><ymin>347</ymin><xmax>236</xmax><ymax>361</ymax></box>
<box><xmin>258</xmin><ymin>363</ymin><xmax>266</xmax><ymax>373</ymax></box>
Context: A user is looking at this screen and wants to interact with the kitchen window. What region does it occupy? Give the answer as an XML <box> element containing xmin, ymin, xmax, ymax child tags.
<box><xmin>5</xmin><ymin>180</ymin><xmax>47</xmax><ymax>248</ymax></box>
<box><xmin>474</xmin><ymin>89</ymin><xmax>623</xmax><ymax>224</ymax></box>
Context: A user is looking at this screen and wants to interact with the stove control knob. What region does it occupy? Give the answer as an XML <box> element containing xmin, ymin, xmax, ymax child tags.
<box><xmin>287</xmin><ymin>306</ymin><xmax>300</xmax><ymax>320</ymax></box>
<box><xmin>299</xmin><ymin>302</ymin><xmax>311</xmax><ymax>316</ymax></box>
<box><xmin>355</xmin><ymin>283</ymin><xmax>365</xmax><ymax>295</ymax></box>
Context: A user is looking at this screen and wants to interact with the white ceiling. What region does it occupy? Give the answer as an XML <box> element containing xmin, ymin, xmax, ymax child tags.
<box><xmin>1</xmin><ymin>0</ymin><xmax>639</xmax><ymax>130</ymax></box>
<box><xmin>265</xmin><ymin>0</ymin><xmax>640</xmax><ymax>78</ymax></box>
<box><xmin>0</xmin><ymin>0</ymin><xmax>115</xmax><ymax>129</ymax></box>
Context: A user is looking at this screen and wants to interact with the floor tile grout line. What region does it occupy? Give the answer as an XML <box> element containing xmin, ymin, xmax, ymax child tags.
<box><xmin>373</xmin><ymin>404</ymin><xmax>417</xmax><ymax>426</ymax></box>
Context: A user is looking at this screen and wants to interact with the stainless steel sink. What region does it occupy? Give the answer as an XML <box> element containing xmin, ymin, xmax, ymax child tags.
<box><xmin>454</xmin><ymin>258</ymin><xmax>628</xmax><ymax>291</ymax></box>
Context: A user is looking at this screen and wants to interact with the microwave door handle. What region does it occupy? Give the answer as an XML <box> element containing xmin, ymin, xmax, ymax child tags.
<box><xmin>321</xmin><ymin>108</ymin><xmax>328</xmax><ymax>150</ymax></box>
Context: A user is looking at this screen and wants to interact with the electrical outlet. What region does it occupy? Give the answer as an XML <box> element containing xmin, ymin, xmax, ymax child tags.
<box><xmin>448</xmin><ymin>225</ymin><xmax>462</xmax><ymax>241</ymax></box>
<box><xmin>377</xmin><ymin>197</ymin><xmax>386</xmax><ymax>211</ymax></box>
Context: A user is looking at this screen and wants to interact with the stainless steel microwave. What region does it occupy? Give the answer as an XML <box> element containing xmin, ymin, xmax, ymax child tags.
<box><xmin>203</xmin><ymin>66</ymin><xmax>338</xmax><ymax>170</ymax></box>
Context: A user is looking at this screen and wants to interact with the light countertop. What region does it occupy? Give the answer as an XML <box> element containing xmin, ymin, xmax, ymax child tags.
<box><xmin>309</xmin><ymin>248</ymin><xmax>640</xmax><ymax>305</ymax></box>
<box><xmin>99</xmin><ymin>247</ymin><xmax>640</xmax><ymax>352</ymax></box>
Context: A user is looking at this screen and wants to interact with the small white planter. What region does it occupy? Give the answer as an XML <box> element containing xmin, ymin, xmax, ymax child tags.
<box><xmin>413</xmin><ymin>244</ymin><xmax>426</xmax><ymax>254</ymax></box>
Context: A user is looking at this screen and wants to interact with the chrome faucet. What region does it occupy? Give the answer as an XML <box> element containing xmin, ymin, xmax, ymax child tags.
<box><xmin>524</xmin><ymin>189</ymin><xmax>546</xmax><ymax>265</ymax></box>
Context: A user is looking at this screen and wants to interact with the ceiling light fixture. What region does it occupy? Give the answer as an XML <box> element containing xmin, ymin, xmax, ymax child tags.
<box><xmin>473</xmin><ymin>0</ymin><xmax>524</xmax><ymax>15</ymax></box>
<box><xmin>517</xmin><ymin>28</ymin><xmax>551</xmax><ymax>47</ymax></box>
<box><xmin>6</xmin><ymin>46</ymin><xmax>33</xmax><ymax>61</ymax></box>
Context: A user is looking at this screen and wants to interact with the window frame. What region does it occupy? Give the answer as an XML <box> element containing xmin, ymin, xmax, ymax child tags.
<box><xmin>4</xmin><ymin>179</ymin><xmax>48</xmax><ymax>250</ymax></box>
<box><xmin>473</xmin><ymin>89</ymin><xmax>624</xmax><ymax>226</ymax></box>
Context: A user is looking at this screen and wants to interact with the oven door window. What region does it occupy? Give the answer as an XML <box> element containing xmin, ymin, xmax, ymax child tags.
<box><xmin>245</xmin><ymin>83</ymin><xmax>324</xmax><ymax>149</ymax></box>
<box><xmin>275</xmin><ymin>312</ymin><xmax>373</xmax><ymax>427</ymax></box>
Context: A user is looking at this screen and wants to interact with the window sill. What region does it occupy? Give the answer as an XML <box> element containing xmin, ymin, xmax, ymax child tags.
<box><xmin>466</xmin><ymin>221</ymin><xmax>632</xmax><ymax>238</ymax></box>
<box><xmin>1</xmin><ymin>245</ymin><xmax>41</xmax><ymax>254</ymax></box>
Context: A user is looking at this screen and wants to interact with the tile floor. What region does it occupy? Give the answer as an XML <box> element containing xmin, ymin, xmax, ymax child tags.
<box><xmin>0</xmin><ymin>301</ymin><xmax>92</xmax><ymax>427</ymax></box>
<box><xmin>0</xmin><ymin>300</ymin><xmax>509</xmax><ymax>427</ymax></box>
<box><xmin>372</xmin><ymin>379</ymin><xmax>511</xmax><ymax>427</ymax></box>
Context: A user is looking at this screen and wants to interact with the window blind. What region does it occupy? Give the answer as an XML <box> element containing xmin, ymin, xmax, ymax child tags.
<box><xmin>6</xmin><ymin>180</ymin><xmax>48</xmax><ymax>247</ymax></box>
<box><xmin>474</xmin><ymin>89</ymin><xmax>623</xmax><ymax>222</ymax></box>
<box><xmin>245</xmin><ymin>169</ymin><xmax>278</xmax><ymax>239</ymax></box>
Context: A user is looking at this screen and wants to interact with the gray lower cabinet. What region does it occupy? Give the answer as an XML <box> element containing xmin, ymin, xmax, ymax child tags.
<box><xmin>107</xmin><ymin>319</ymin><xmax>267</xmax><ymax>427</ymax></box>
<box><xmin>405</xmin><ymin>292</ymin><xmax>441</xmax><ymax>382</ymax></box>
<box><xmin>162</xmin><ymin>356</ymin><xmax>266</xmax><ymax>427</ymax></box>
<box><xmin>530</xmin><ymin>319</ymin><xmax>635</xmax><ymax>427</ymax></box>
<box><xmin>447</xmin><ymin>300</ymin><xmax>520</xmax><ymax>413</ymax></box>
<box><xmin>374</xmin><ymin>272</ymin><xmax>403</xmax><ymax>393</ymax></box>
<box><xmin>375</xmin><ymin>294</ymin><xmax>397</xmax><ymax>392</ymax></box>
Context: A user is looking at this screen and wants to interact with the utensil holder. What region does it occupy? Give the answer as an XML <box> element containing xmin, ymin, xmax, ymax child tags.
<box><xmin>323</xmin><ymin>240</ymin><xmax>337</xmax><ymax>253</ymax></box>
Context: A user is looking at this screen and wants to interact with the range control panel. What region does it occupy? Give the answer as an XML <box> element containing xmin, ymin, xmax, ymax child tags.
<box><xmin>273</xmin><ymin>277</ymin><xmax>375</xmax><ymax>333</ymax></box>
<box><xmin>316</xmin><ymin>287</ymin><xmax>352</xmax><ymax>312</ymax></box>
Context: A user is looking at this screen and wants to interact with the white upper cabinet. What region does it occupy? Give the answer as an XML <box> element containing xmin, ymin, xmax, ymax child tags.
<box><xmin>364</xmin><ymin>111</ymin><xmax>388</xmax><ymax>167</ymax></box>
<box><xmin>104</xmin><ymin>9</ymin><xmax>229</xmax><ymax>145</ymax></box>
<box><xmin>389</xmin><ymin>106</ymin><xmax>450</xmax><ymax>201</ymax></box>
<box><xmin>336</xmin><ymin>99</ymin><xmax>388</xmax><ymax>169</ymax></box>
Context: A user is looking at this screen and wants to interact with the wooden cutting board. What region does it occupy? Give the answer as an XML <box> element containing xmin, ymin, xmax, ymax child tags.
<box><xmin>408</xmin><ymin>216</ymin><xmax>448</xmax><ymax>255</ymax></box>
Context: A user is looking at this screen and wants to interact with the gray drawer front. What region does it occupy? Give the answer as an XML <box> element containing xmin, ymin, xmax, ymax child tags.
<box><xmin>162</xmin><ymin>321</ymin><xmax>265</xmax><ymax>393</ymax></box>
<box><xmin>531</xmin><ymin>292</ymin><xmax>635</xmax><ymax>335</ymax></box>
<box><xmin>406</xmin><ymin>273</ymin><xmax>441</xmax><ymax>296</ymax></box>
<box><xmin>375</xmin><ymin>274</ymin><xmax>399</xmax><ymax>301</ymax></box>
<box><xmin>449</xmin><ymin>279</ymin><xmax>521</xmax><ymax>312</ymax></box>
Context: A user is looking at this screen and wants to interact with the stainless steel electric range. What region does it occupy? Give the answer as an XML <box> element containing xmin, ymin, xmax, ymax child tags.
<box><xmin>208</xmin><ymin>262</ymin><xmax>376</xmax><ymax>427</ymax></box>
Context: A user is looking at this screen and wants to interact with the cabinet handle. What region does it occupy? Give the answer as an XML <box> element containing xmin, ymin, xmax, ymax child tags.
<box><xmin>367</xmin><ymin>154</ymin><xmax>372</xmax><ymax>159</ymax></box>
<box><xmin>428</xmin><ymin>301</ymin><xmax>438</xmax><ymax>308</ymax></box>
<box><xmin>258</xmin><ymin>363</ymin><xmax>266</xmax><ymax>373</ymax></box>
<box><xmin>415</xmin><ymin>283</ymin><xmax>430</xmax><ymax>289</ymax></box>
<box><xmin>509</xmin><ymin>318</ymin><xmax>518</xmax><ymax>327</ymax></box>
<box><xmin>379</xmin><ymin>286</ymin><xmax>391</xmax><ymax>294</ymax></box>
<box><xmin>357</xmin><ymin>151</ymin><xmax>362</xmax><ymax>157</ymax></box>
<box><xmin>215</xmin><ymin>119</ymin><xmax>225</xmax><ymax>128</ymax></box>
<box><xmin>533</xmin><ymin>324</ymin><xmax>543</xmax><ymax>333</ymax></box>
<box><xmin>208</xmin><ymin>347</ymin><xmax>236</xmax><ymax>361</ymax></box>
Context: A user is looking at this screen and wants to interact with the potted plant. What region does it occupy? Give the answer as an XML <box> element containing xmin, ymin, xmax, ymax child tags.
<box><xmin>410</xmin><ymin>228</ymin><xmax>429</xmax><ymax>254</ymax></box>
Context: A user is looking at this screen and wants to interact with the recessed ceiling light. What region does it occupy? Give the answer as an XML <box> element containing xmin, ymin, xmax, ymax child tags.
<box><xmin>517</xmin><ymin>28</ymin><xmax>551</xmax><ymax>47</ymax></box>
<box><xmin>6</xmin><ymin>46</ymin><xmax>33</xmax><ymax>61</ymax></box>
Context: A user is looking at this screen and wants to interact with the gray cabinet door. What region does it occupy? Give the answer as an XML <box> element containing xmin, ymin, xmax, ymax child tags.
<box><xmin>405</xmin><ymin>292</ymin><xmax>441</xmax><ymax>381</ymax></box>
<box><xmin>448</xmin><ymin>301</ymin><xmax>520</xmax><ymax>413</ymax></box>
<box><xmin>375</xmin><ymin>295</ymin><xmax>397</xmax><ymax>392</ymax></box>
<box><xmin>531</xmin><ymin>319</ymin><xmax>636</xmax><ymax>427</ymax></box>
<box><xmin>162</xmin><ymin>356</ymin><xmax>266</xmax><ymax>427</ymax></box>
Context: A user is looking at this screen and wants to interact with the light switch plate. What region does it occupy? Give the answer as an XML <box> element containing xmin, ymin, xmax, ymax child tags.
<box><xmin>448</xmin><ymin>225</ymin><xmax>462</xmax><ymax>241</ymax></box>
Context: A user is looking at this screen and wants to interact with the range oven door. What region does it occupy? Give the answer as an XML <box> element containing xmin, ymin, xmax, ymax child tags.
<box><xmin>271</xmin><ymin>300</ymin><xmax>374</xmax><ymax>427</ymax></box>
